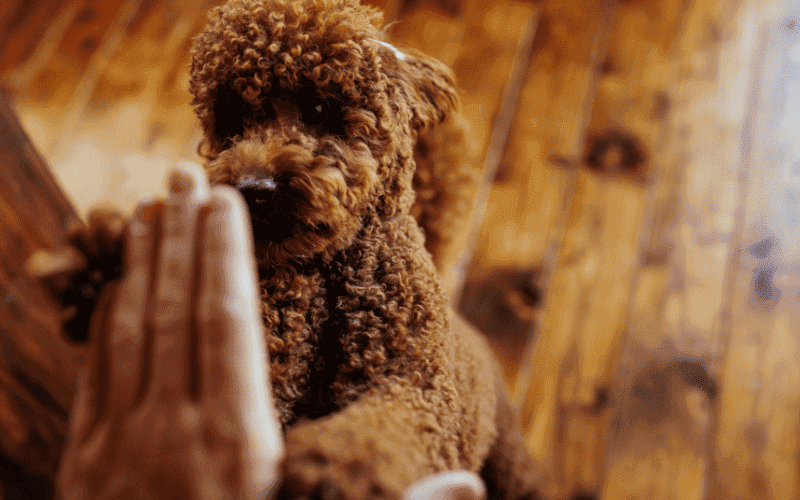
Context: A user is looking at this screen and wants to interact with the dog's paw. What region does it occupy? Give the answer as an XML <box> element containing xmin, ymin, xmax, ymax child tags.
<box><xmin>27</xmin><ymin>207</ymin><xmax>126</xmax><ymax>341</ymax></box>
<box><xmin>280</xmin><ymin>441</ymin><xmax>401</xmax><ymax>500</ymax></box>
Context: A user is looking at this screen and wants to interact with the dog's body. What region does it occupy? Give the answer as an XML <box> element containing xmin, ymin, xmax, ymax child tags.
<box><xmin>122</xmin><ymin>0</ymin><xmax>537</xmax><ymax>498</ymax></box>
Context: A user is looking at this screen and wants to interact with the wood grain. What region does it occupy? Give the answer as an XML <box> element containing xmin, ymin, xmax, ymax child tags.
<box><xmin>0</xmin><ymin>91</ymin><xmax>79</xmax><ymax>479</ymax></box>
<box><xmin>389</xmin><ymin>0</ymin><xmax>467</xmax><ymax>66</ymax></box>
<box><xmin>437</xmin><ymin>0</ymin><xmax>543</xmax><ymax>370</ymax></box>
<box><xmin>0</xmin><ymin>0</ymin><xmax>65</xmax><ymax>74</ymax></box>
<box><xmin>39</xmin><ymin>0</ymin><xmax>222</xmax><ymax>217</ymax></box>
<box><xmin>447</xmin><ymin>0</ymin><xmax>541</xmax><ymax>299</ymax></box>
<box><xmin>710</xmin><ymin>9</ymin><xmax>800</xmax><ymax>499</ymax></box>
<box><xmin>600</xmin><ymin>0</ymin><xmax>768</xmax><ymax>498</ymax></box>
<box><xmin>6</xmin><ymin>0</ymin><xmax>143</xmax><ymax>159</ymax></box>
<box><xmin>468</xmin><ymin>0</ymin><xmax>619</xmax><ymax>492</ymax></box>
<box><xmin>456</xmin><ymin>0</ymin><xmax>608</xmax><ymax>392</ymax></box>
<box><xmin>527</xmin><ymin>0</ymin><xmax>687</xmax><ymax>496</ymax></box>
<box><xmin>4</xmin><ymin>0</ymin><xmax>131</xmax><ymax>105</ymax></box>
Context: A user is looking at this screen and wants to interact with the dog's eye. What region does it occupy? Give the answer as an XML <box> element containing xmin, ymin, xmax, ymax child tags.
<box><xmin>255</xmin><ymin>101</ymin><xmax>277</xmax><ymax>123</ymax></box>
<box><xmin>214</xmin><ymin>88</ymin><xmax>247</xmax><ymax>145</ymax></box>
<box><xmin>299</xmin><ymin>97</ymin><xmax>329</xmax><ymax>126</ymax></box>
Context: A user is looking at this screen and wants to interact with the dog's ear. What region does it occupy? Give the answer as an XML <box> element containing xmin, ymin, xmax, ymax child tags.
<box><xmin>387</xmin><ymin>46</ymin><xmax>459</xmax><ymax>132</ymax></box>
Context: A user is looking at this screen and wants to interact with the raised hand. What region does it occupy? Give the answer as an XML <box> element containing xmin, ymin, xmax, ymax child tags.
<box><xmin>55</xmin><ymin>163</ymin><xmax>283</xmax><ymax>500</ymax></box>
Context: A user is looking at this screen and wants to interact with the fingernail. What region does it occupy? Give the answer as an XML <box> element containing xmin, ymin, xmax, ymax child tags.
<box><xmin>208</xmin><ymin>187</ymin><xmax>243</xmax><ymax>215</ymax></box>
<box><xmin>169</xmin><ymin>168</ymin><xmax>194</xmax><ymax>195</ymax></box>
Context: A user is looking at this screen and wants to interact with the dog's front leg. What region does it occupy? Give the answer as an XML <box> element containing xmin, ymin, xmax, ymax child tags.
<box><xmin>280</xmin><ymin>380</ymin><xmax>472</xmax><ymax>500</ymax></box>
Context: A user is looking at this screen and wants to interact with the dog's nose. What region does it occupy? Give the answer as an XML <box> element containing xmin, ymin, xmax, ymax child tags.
<box><xmin>237</xmin><ymin>174</ymin><xmax>277</xmax><ymax>208</ymax></box>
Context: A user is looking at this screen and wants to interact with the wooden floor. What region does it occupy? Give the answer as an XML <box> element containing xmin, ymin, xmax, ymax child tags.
<box><xmin>2</xmin><ymin>0</ymin><xmax>800</xmax><ymax>498</ymax></box>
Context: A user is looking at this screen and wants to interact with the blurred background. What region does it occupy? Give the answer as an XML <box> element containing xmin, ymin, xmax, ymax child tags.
<box><xmin>2</xmin><ymin>0</ymin><xmax>800</xmax><ymax>498</ymax></box>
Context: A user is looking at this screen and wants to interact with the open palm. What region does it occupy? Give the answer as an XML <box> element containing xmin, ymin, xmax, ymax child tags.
<box><xmin>56</xmin><ymin>164</ymin><xmax>283</xmax><ymax>500</ymax></box>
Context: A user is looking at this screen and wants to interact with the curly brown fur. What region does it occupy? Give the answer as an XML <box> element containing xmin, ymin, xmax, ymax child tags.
<box><xmin>411</xmin><ymin>113</ymin><xmax>479</xmax><ymax>273</ymax></box>
<box><xmin>186</xmin><ymin>1</ymin><xmax>540</xmax><ymax>499</ymax></box>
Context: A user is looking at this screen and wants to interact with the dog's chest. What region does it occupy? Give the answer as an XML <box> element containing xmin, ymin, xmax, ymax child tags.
<box><xmin>256</xmin><ymin>265</ymin><xmax>330</xmax><ymax>423</ymax></box>
<box><xmin>255</xmin><ymin>218</ymin><xmax>447</xmax><ymax>426</ymax></box>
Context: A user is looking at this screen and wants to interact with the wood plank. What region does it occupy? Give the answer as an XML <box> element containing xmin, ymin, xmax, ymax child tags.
<box><xmin>44</xmin><ymin>0</ymin><xmax>222</xmax><ymax>217</ymax></box>
<box><xmin>462</xmin><ymin>0</ymin><xmax>612</xmax><ymax>401</ymax></box>
<box><xmin>389</xmin><ymin>0</ymin><xmax>467</xmax><ymax>66</ymax></box>
<box><xmin>521</xmin><ymin>0</ymin><xmax>688</xmax><ymax>496</ymax></box>
<box><xmin>599</xmin><ymin>0</ymin><xmax>769</xmax><ymax>498</ymax></box>
<box><xmin>435</xmin><ymin>0</ymin><xmax>539</xmax><ymax>301</ymax></box>
<box><xmin>0</xmin><ymin>91</ymin><xmax>80</xmax><ymax>480</ymax></box>
<box><xmin>82</xmin><ymin>0</ymin><xmax>215</xmax><ymax>116</ymax></box>
<box><xmin>4</xmin><ymin>0</ymin><xmax>129</xmax><ymax>103</ymax></box>
<box><xmin>455</xmin><ymin>0</ymin><xmax>607</xmax><ymax>387</ymax></box>
<box><xmin>7</xmin><ymin>0</ymin><xmax>142</xmax><ymax>155</ymax></box>
<box><xmin>459</xmin><ymin>266</ymin><xmax>541</xmax><ymax>382</ymax></box>
<box><xmin>709</xmin><ymin>7</ymin><xmax>800</xmax><ymax>498</ymax></box>
<box><xmin>0</xmin><ymin>0</ymin><xmax>65</xmax><ymax>75</ymax></box>
<box><xmin>449</xmin><ymin>0</ymin><xmax>540</xmax><ymax>287</ymax></box>
<box><xmin>134</xmin><ymin>0</ymin><xmax>227</xmax><ymax>161</ymax></box>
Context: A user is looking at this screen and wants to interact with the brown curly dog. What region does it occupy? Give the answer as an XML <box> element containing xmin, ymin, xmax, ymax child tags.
<box><xmin>184</xmin><ymin>1</ymin><xmax>541</xmax><ymax>499</ymax></box>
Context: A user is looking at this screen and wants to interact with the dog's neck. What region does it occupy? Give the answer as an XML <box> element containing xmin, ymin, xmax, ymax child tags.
<box><xmin>255</xmin><ymin>210</ymin><xmax>423</xmax><ymax>275</ymax></box>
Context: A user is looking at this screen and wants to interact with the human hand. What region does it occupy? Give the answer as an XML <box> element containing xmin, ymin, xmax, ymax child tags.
<box><xmin>56</xmin><ymin>163</ymin><xmax>283</xmax><ymax>500</ymax></box>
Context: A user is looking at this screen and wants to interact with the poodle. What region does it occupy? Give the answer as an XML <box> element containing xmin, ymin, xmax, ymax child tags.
<box><xmin>46</xmin><ymin>0</ymin><xmax>540</xmax><ymax>498</ymax></box>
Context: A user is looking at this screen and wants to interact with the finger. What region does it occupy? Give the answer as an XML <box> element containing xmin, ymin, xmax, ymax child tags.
<box><xmin>196</xmin><ymin>187</ymin><xmax>282</xmax><ymax>469</ymax></box>
<box><xmin>403</xmin><ymin>471</ymin><xmax>486</xmax><ymax>500</ymax></box>
<box><xmin>77</xmin><ymin>279</ymin><xmax>122</xmax><ymax>429</ymax></box>
<box><xmin>57</xmin><ymin>359</ymin><xmax>101</xmax><ymax>499</ymax></box>
<box><xmin>149</xmin><ymin>162</ymin><xmax>209</xmax><ymax>398</ymax></box>
<box><xmin>107</xmin><ymin>198</ymin><xmax>162</xmax><ymax>415</ymax></box>
<box><xmin>197</xmin><ymin>186</ymin><xmax>262</xmax><ymax>401</ymax></box>
<box><xmin>61</xmin><ymin>336</ymin><xmax>104</xmax><ymax>452</ymax></box>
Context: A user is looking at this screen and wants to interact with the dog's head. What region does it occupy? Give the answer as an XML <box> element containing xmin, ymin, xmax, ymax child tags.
<box><xmin>189</xmin><ymin>0</ymin><xmax>458</xmax><ymax>263</ymax></box>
